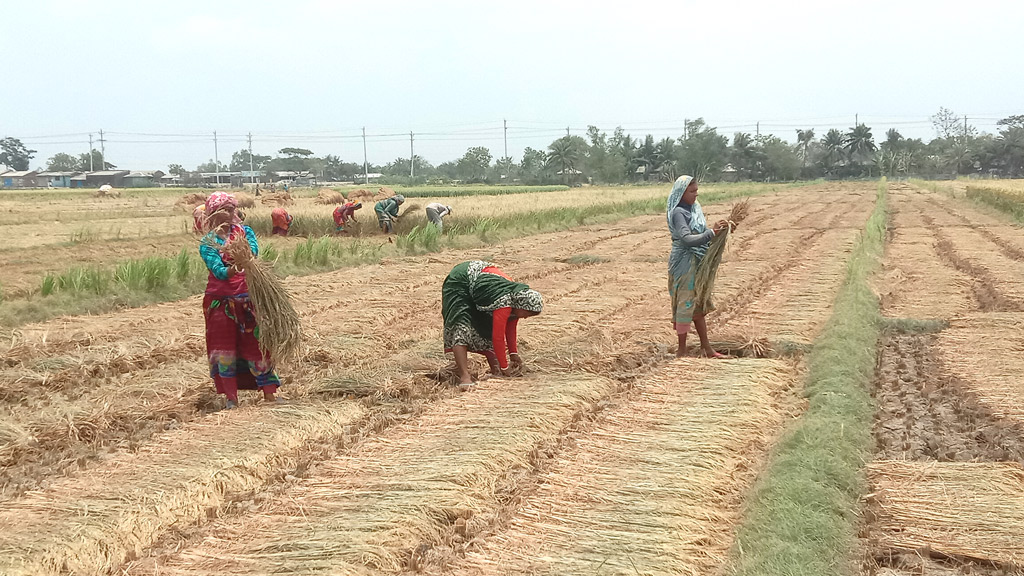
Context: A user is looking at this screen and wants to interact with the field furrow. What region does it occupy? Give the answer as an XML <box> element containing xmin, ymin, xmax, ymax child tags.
<box><xmin>111</xmin><ymin>188</ymin><xmax>873</xmax><ymax>576</ymax></box>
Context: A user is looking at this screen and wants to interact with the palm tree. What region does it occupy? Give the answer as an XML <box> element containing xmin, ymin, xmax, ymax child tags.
<box><xmin>546</xmin><ymin>137</ymin><xmax>582</xmax><ymax>185</ymax></box>
<box><xmin>795</xmin><ymin>129</ymin><xmax>815</xmax><ymax>169</ymax></box>
<box><xmin>820</xmin><ymin>129</ymin><xmax>845</xmax><ymax>175</ymax></box>
<box><xmin>845</xmin><ymin>124</ymin><xmax>877</xmax><ymax>170</ymax></box>
<box><xmin>654</xmin><ymin>137</ymin><xmax>677</xmax><ymax>180</ymax></box>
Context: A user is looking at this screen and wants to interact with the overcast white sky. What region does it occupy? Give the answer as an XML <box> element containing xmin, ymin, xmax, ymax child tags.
<box><xmin>3</xmin><ymin>0</ymin><xmax>1022</xmax><ymax>171</ymax></box>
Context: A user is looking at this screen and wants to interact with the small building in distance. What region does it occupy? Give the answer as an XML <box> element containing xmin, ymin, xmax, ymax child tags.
<box><xmin>37</xmin><ymin>171</ymin><xmax>80</xmax><ymax>188</ymax></box>
<box><xmin>123</xmin><ymin>170</ymin><xmax>165</xmax><ymax>188</ymax></box>
<box><xmin>1</xmin><ymin>170</ymin><xmax>40</xmax><ymax>188</ymax></box>
<box><xmin>160</xmin><ymin>173</ymin><xmax>183</xmax><ymax>187</ymax></box>
<box><xmin>85</xmin><ymin>170</ymin><xmax>130</xmax><ymax>188</ymax></box>
<box><xmin>70</xmin><ymin>173</ymin><xmax>88</xmax><ymax>188</ymax></box>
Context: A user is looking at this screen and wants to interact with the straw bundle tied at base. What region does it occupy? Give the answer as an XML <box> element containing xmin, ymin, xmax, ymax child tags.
<box><xmin>219</xmin><ymin>236</ymin><xmax>302</xmax><ymax>366</ymax></box>
<box><xmin>694</xmin><ymin>199</ymin><xmax>750</xmax><ymax>311</ymax></box>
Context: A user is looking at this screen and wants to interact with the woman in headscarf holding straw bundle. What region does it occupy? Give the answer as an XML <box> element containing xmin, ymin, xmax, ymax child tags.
<box><xmin>200</xmin><ymin>192</ymin><xmax>281</xmax><ymax>408</ymax></box>
<box><xmin>442</xmin><ymin>260</ymin><xmax>544</xmax><ymax>389</ymax></box>
<box><xmin>667</xmin><ymin>175</ymin><xmax>732</xmax><ymax>358</ymax></box>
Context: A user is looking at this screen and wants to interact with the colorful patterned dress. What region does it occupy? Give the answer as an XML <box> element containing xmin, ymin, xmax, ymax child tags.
<box><xmin>200</xmin><ymin>224</ymin><xmax>281</xmax><ymax>401</ymax></box>
<box><xmin>441</xmin><ymin>260</ymin><xmax>543</xmax><ymax>371</ymax></box>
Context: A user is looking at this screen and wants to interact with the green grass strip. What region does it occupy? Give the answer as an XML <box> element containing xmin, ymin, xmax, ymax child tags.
<box><xmin>729</xmin><ymin>179</ymin><xmax>888</xmax><ymax>576</ymax></box>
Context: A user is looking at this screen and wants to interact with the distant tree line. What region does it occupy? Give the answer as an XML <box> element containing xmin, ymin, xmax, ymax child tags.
<box><xmin>4</xmin><ymin>108</ymin><xmax>1022</xmax><ymax>184</ymax></box>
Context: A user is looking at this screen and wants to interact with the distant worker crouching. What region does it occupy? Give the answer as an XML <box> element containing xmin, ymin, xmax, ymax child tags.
<box><xmin>425</xmin><ymin>202</ymin><xmax>452</xmax><ymax>232</ymax></box>
<box><xmin>271</xmin><ymin>207</ymin><xmax>293</xmax><ymax>236</ymax></box>
<box><xmin>374</xmin><ymin>194</ymin><xmax>405</xmax><ymax>234</ymax></box>
<box><xmin>333</xmin><ymin>200</ymin><xmax>362</xmax><ymax>233</ymax></box>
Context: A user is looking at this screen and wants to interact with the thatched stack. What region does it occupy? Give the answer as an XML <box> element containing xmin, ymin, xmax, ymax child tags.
<box><xmin>314</xmin><ymin>188</ymin><xmax>344</xmax><ymax>205</ymax></box>
<box><xmin>174</xmin><ymin>192</ymin><xmax>208</xmax><ymax>211</ymax></box>
<box><xmin>260</xmin><ymin>192</ymin><xmax>294</xmax><ymax>206</ymax></box>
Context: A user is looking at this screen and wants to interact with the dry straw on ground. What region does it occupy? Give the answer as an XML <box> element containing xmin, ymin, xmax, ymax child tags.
<box><xmin>235</xmin><ymin>192</ymin><xmax>256</xmax><ymax>208</ymax></box>
<box><xmin>866</xmin><ymin>461</ymin><xmax>1024</xmax><ymax>566</ymax></box>
<box><xmin>695</xmin><ymin>199</ymin><xmax>750</xmax><ymax>311</ymax></box>
<box><xmin>133</xmin><ymin>374</ymin><xmax>617</xmax><ymax>575</ymax></box>
<box><xmin>314</xmin><ymin>189</ymin><xmax>344</xmax><ymax>205</ymax></box>
<box><xmin>459</xmin><ymin>359</ymin><xmax>794</xmax><ymax>576</ymax></box>
<box><xmin>260</xmin><ymin>192</ymin><xmax>293</xmax><ymax>206</ymax></box>
<box><xmin>0</xmin><ymin>402</ymin><xmax>366</xmax><ymax>576</ymax></box>
<box><xmin>174</xmin><ymin>193</ymin><xmax>208</xmax><ymax>211</ymax></box>
<box><xmin>935</xmin><ymin>313</ymin><xmax>1024</xmax><ymax>424</ymax></box>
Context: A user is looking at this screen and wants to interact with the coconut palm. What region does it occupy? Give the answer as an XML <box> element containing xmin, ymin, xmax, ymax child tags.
<box><xmin>819</xmin><ymin>129</ymin><xmax>845</xmax><ymax>175</ymax></box>
<box><xmin>654</xmin><ymin>137</ymin><xmax>677</xmax><ymax>180</ymax></box>
<box><xmin>546</xmin><ymin>136</ymin><xmax>583</xmax><ymax>185</ymax></box>
<box><xmin>845</xmin><ymin>124</ymin><xmax>877</xmax><ymax>169</ymax></box>
<box><xmin>795</xmin><ymin>129</ymin><xmax>815</xmax><ymax>168</ymax></box>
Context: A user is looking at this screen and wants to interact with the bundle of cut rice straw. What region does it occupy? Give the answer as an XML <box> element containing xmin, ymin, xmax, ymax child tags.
<box><xmin>218</xmin><ymin>236</ymin><xmax>302</xmax><ymax>365</ymax></box>
<box><xmin>694</xmin><ymin>199</ymin><xmax>750</xmax><ymax>311</ymax></box>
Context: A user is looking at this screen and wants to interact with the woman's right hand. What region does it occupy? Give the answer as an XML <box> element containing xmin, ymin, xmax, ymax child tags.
<box><xmin>712</xmin><ymin>220</ymin><xmax>730</xmax><ymax>235</ymax></box>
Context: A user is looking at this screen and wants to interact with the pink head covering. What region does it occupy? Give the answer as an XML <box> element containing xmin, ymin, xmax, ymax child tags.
<box><xmin>205</xmin><ymin>192</ymin><xmax>241</xmax><ymax>226</ymax></box>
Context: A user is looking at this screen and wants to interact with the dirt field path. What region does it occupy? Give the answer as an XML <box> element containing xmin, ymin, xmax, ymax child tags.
<box><xmin>0</xmin><ymin>183</ymin><xmax>876</xmax><ymax>576</ymax></box>
<box><xmin>864</xmin><ymin>185</ymin><xmax>1024</xmax><ymax>575</ymax></box>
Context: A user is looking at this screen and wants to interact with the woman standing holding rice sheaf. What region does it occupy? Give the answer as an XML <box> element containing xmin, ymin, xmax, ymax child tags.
<box><xmin>442</xmin><ymin>260</ymin><xmax>543</xmax><ymax>389</ymax></box>
<box><xmin>667</xmin><ymin>175</ymin><xmax>732</xmax><ymax>358</ymax></box>
<box><xmin>200</xmin><ymin>192</ymin><xmax>281</xmax><ymax>409</ymax></box>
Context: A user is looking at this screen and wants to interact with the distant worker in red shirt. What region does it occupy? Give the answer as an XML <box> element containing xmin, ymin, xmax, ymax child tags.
<box><xmin>271</xmin><ymin>207</ymin><xmax>293</xmax><ymax>236</ymax></box>
<box><xmin>333</xmin><ymin>200</ymin><xmax>362</xmax><ymax>233</ymax></box>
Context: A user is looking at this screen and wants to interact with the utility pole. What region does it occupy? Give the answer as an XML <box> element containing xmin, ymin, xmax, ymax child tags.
<box><xmin>503</xmin><ymin>119</ymin><xmax>508</xmax><ymax>159</ymax></box>
<box><xmin>964</xmin><ymin>115</ymin><xmax>968</xmax><ymax>136</ymax></box>
<box><xmin>362</xmin><ymin>127</ymin><xmax>369</xmax><ymax>185</ymax></box>
<box><xmin>247</xmin><ymin>132</ymin><xmax>254</xmax><ymax>184</ymax></box>
<box><xmin>88</xmin><ymin>134</ymin><xmax>95</xmax><ymax>171</ymax></box>
<box><xmin>755</xmin><ymin>122</ymin><xmax>759</xmax><ymax>137</ymax></box>
<box><xmin>98</xmin><ymin>129</ymin><xmax>106</xmax><ymax>169</ymax></box>
<box><xmin>684</xmin><ymin>118</ymin><xmax>688</xmax><ymax>140</ymax></box>
<box><xmin>855</xmin><ymin>113</ymin><xmax>859</xmax><ymax>126</ymax></box>
<box><xmin>409</xmin><ymin>132</ymin><xmax>415</xmax><ymax>179</ymax></box>
<box><xmin>566</xmin><ymin>126</ymin><xmax>570</xmax><ymax>137</ymax></box>
<box><xmin>213</xmin><ymin>131</ymin><xmax>220</xmax><ymax>185</ymax></box>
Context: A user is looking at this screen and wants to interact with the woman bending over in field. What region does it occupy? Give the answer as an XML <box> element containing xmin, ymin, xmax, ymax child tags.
<box><xmin>201</xmin><ymin>192</ymin><xmax>281</xmax><ymax>409</ymax></box>
<box><xmin>667</xmin><ymin>175</ymin><xmax>731</xmax><ymax>358</ymax></box>
<box><xmin>442</xmin><ymin>260</ymin><xmax>543</xmax><ymax>390</ymax></box>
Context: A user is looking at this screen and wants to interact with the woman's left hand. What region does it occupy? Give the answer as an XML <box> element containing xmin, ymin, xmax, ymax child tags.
<box><xmin>713</xmin><ymin>220</ymin><xmax>730</xmax><ymax>235</ymax></box>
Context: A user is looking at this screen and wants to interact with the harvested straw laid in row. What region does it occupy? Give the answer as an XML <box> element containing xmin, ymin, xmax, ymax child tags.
<box><xmin>866</xmin><ymin>461</ymin><xmax>1024</xmax><ymax>566</ymax></box>
<box><xmin>694</xmin><ymin>199</ymin><xmax>750</xmax><ymax>311</ymax></box>
<box><xmin>219</xmin><ymin>236</ymin><xmax>302</xmax><ymax>365</ymax></box>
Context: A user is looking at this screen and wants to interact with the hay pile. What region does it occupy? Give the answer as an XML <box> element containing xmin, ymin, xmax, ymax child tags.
<box><xmin>174</xmin><ymin>192</ymin><xmax>208</xmax><ymax>211</ymax></box>
<box><xmin>260</xmin><ymin>192</ymin><xmax>293</xmax><ymax>206</ymax></box>
<box><xmin>694</xmin><ymin>199</ymin><xmax>749</xmax><ymax>312</ymax></box>
<box><xmin>92</xmin><ymin>187</ymin><xmax>121</xmax><ymax>198</ymax></box>
<box><xmin>373</xmin><ymin>186</ymin><xmax>396</xmax><ymax>201</ymax></box>
<box><xmin>219</xmin><ymin>237</ymin><xmax>302</xmax><ymax>365</ymax></box>
<box><xmin>314</xmin><ymin>188</ymin><xmax>344</xmax><ymax>205</ymax></box>
<box><xmin>235</xmin><ymin>192</ymin><xmax>256</xmax><ymax>208</ymax></box>
<box><xmin>347</xmin><ymin>188</ymin><xmax>374</xmax><ymax>202</ymax></box>
<box><xmin>866</xmin><ymin>461</ymin><xmax>1024</xmax><ymax>565</ymax></box>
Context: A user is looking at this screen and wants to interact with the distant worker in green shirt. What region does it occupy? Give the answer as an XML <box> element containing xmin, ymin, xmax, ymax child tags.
<box><xmin>374</xmin><ymin>194</ymin><xmax>405</xmax><ymax>233</ymax></box>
